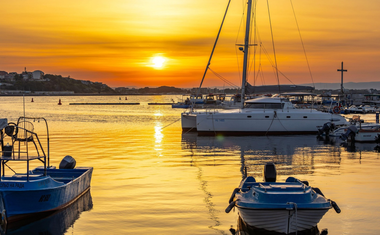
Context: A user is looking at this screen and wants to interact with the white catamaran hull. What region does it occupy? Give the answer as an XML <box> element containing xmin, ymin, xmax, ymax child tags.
<box><xmin>238</xmin><ymin>208</ymin><xmax>329</xmax><ymax>234</ymax></box>
<box><xmin>181</xmin><ymin>112</ymin><xmax>197</xmax><ymax>131</ymax></box>
<box><xmin>196</xmin><ymin>109</ymin><xmax>346</xmax><ymax>135</ymax></box>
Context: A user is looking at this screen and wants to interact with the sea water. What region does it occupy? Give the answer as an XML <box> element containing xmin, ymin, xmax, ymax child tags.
<box><xmin>0</xmin><ymin>95</ymin><xmax>379</xmax><ymax>235</ymax></box>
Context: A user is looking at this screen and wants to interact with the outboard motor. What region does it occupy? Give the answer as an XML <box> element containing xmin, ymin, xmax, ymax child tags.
<box><xmin>374</xmin><ymin>134</ymin><xmax>380</xmax><ymax>152</ymax></box>
<box><xmin>375</xmin><ymin>134</ymin><xmax>380</xmax><ymax>144</ymax></box>
<box><xmin>340</xmin><ymin>125</ymin><xmax>357</xmax><ymax>141</ymax></box>
<box><xmin>264</xmin><ymin>162</ymin><xmax>276</xmax><ymax>182</ymax></box>
<box><xmin>317</xmin><ymin>122</ymin><xmax>335</xmax><ymax>137</ymax></box>
<box><xmin>59</xmin><ymin>155</ymin><xmax>76</xmax><ymax>169</ymax></box>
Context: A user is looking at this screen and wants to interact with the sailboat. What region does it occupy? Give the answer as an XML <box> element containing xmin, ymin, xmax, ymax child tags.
<box><xmin>182</xmin><ymin>0</ymin><xmax>347</xmax><ymax>135</ymax></box>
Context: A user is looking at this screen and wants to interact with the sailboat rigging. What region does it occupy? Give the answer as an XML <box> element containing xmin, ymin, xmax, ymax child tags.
<box><xmin>182</xmin><ymin>0</ymin><xmax>347</xmax><ymax>135</ymax></box>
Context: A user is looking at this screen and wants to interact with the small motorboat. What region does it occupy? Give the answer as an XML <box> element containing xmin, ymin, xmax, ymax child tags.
<box><xmin>225</xmin><ymin>163</ymin><xmax>340</xmax><ymax>234</ymax></box>
<box><xmin>0</xmin><ymin>117</ymin><xmax>93</xmax><ymax>225</ymax></box>
<box><xmin>339</xmin><ymin>124</ymin><xmax>380</xmax><ymax>143</ymax></box>
<box><xmin>171</xmin><ymin>102</ymin><xmax>191</xmax><ymax>109</ymax></box>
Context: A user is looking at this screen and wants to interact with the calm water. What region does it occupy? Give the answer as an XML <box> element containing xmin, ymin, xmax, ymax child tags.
<box><xmin>0</xmin><ymin>95</ymin><xmax>379</xmax><ymax>235</ymax></box>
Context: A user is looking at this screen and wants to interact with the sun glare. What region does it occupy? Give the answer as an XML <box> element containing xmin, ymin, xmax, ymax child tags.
<box><xmin>150</xmin><ymin>56</ymin><xmax>166</xmax><ymax>69</ymax></box>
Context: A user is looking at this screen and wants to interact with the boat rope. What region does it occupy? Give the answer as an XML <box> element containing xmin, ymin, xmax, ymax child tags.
<box><xmin>288</xmin><ymin>202</ymin><xmax>298</xmax><ymax>235</ymax></box>
<box><xmin>209</xmin><ymin>67</ymin><xmax>239</xmax><ymax>88</ymax></box>
<box><xmin>183</xmin><ymin>126</ymin><xmax>196</xmax><ymax>135</ymax></box>
<box><xmin>266</xmin><ymin>0</ymin><xmax>280</xmax><ymax>93</ymax></box>
<box><xmin>265</xmin><ymin>111</ymin><xmax>277</xmax><ymax>135</ymax></box>
<box><xmin>211</xmin><ymin>113</ymin><xmax>217</xmax><ymax>136</ymax></box>
<box><xmin>290</xmin><ymin>0</ymin><xmax>315</xmax><ymax>88</ymax></box>
<box><xmin>257</xmin><ymin>43</ymin><xmax>266</xmax><ymax>86</ymax></box>
<box><xmin>159</xmin><ymin>118</ymin><xmax>181</xmax><ymax>131</ymax></box>
<box><xmin>265</xmin><ymin>110</ymin><xmax>289</xmax><ymax>135</ymax></box>
<box><xmin>251</xmin><ymin>0</ymin><xmax>257</xmax><ymax>87</ymax></box>
<box><xmin>276</xmin><ymin>112</ymin><xmax>290</xmax><ymax>133</ymax></box>
<box><xmin>260</xmin><ymin>44</ymin><xmax>296</xmax><ymax>85</ymax></box>
<box><xmin>235</xmin><ymin>1</ymin><xmax>247</xmax><ymax>87</ymax></box>
<box><xmin>197</xmin><ymin>0</ymin><xmax>231</xmax><ymax>96</ymax></box>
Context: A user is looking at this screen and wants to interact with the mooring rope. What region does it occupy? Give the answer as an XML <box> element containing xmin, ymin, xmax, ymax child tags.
<box><xmin>288</xmin><ymin>202</ymin><xmax>298</xmax><ymax>235</ymax></box>
<box><xmin>159</xmin><ymin>118</ymin><xmax>181</xmax><ymax>131</ymax></box>
<box><xmin>290</xmin><ymin>0</ymin><xmax>315</xmax><ymax>88</ymax></box>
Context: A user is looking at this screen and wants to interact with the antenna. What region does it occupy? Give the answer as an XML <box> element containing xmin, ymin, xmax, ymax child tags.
<box><xmin>23</xmin><ymin>94</ymin><xmax>26</xmax><ymax>118</ymax></box>
<box><xmin>337</xmin><ymin>61</ymin><xmax>347</xmax><ymax>94</ymax></box>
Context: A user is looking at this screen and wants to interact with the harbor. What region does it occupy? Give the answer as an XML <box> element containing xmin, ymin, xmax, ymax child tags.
<box><xmin>2</xmin><ymin>0</ymin><xmax>380</xmax><ymax>233</ymax></box>
<box><xmin>1</xmin><ymin>95</ymin><xmax>379</xmax><ymax>234</ymax></box>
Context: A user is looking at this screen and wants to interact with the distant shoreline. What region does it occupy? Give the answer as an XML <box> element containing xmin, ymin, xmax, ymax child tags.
<box><xmin>0</xmin><ymin>93</ymin><xmax>173</xmax><ymax>97</ymax></box>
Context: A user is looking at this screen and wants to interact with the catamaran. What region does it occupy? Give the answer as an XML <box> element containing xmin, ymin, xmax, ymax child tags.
<box><xmin>181</xmin><ymin>0</ymin><xmax>347</xmax><ymax>135</ymax></box>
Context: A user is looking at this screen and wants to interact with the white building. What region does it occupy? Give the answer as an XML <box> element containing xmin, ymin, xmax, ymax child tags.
<box><xmin>32</xmin><ymin>70</ymin><xmax>44</xmax><ymax>80</ymax></box>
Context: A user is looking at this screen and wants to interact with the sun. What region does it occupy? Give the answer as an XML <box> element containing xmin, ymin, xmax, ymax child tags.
<box><xmin>150</xmin><ymin>56</ymin><xmax>166</xmax><ymax>69</ymax></box>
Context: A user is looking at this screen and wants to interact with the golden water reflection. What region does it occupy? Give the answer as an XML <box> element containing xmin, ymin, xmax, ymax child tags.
<box><xmin>1</xmin><ymin>96</ymin><xmax>380</xmax><ymax>234</ymax></box>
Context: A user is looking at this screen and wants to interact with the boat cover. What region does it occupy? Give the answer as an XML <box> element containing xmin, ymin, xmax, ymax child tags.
<box><xmin>0</xmin><ymin>119</ymin><xmax>7</xmax><ymax>130</ymax></box>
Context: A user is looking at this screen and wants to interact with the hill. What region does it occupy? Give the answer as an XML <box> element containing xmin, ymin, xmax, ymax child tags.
<box><xmin>8</xmin><ymin>74</ymin><xmax>116</xmax><ymax>94</ymax></box>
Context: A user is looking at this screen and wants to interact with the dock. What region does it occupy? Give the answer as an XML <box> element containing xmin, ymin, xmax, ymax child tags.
<box><xmin>69</xmin><ymin>103</ymin><xmax>140</xmax><ymax>105</ymax></box>
<box><xmin>147</xmin><ymin>103</ymin><xmax>173</xmax><ymax>105</ymax></box>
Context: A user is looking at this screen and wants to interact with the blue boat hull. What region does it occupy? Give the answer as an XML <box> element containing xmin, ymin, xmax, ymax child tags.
<box><xmin>5</xmin><ymin>190</ymin><xmax>93</xmax><ymax>233</ymax></box>
<box><xmin>0</xmin><ymin>167</ymin><xmax>93</xmax><ymax>223</ymax></box>
<box><xmin>172</xmin><ymin>104</ymin><xmax>191</xmax><ymax>109</ymax></box>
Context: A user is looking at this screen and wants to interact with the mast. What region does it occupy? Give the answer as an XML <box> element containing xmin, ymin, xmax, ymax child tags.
<box><xmin>197</xmin><ymin>0</ymin><xmax>231</xmax><ymax>96</ymax></box>
<box><xmin>241</xmin><ymin>0</ymin><xmax>253</xmax><ymax>108</ymax></box>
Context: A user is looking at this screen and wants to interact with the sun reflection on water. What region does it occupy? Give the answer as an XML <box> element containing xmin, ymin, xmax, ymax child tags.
<box><xmin>154</xmin><ymin>122</ymin><xmax>164</xmax><ymax>157</ymax></box>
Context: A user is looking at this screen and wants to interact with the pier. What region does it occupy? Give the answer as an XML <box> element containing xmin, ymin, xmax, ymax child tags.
<box><xmin>69</xmin><ymin>103</ymin><xmax>140</xmax><ymax>105</ymax></box>
<box><xmin>147</xmin><ymin>103</ymin><xmax>173</xmax><ymax>105</ymax></box>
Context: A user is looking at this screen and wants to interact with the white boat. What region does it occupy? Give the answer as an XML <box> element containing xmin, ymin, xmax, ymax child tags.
<box><xmin>181</xmin><ymin>112</ymin><xmax>197</xmax><ymax>132</ymax></box>
<box><xmin>346</xmin><ymin>105</ymin><xmax>365</xmax><ymax>114</ymax></box>
<box><xmin>181</xmin><ymin>0</ymin><xmax>347</xmax><ymax>135</ymax></box>
<box><xmin>362</xmin><ymin>105</ymin><xmax>376</xmax><ymax>113</ymax></box>
<box><xmin>196</xmin><ymin>97</ymin><xmax>347</xmax><ymax>135</ymax></box>
<box><xmin>225</xmin><ymin>163</ymin><xmax>340</xmax><ymax>234</ymax></box>
<box><xmin>338</xmin><ymin>125</ymin><xmax>380</xmax><ymax>142</ymax></box>
<box><xmin>318</xmin><ymin>115</ymin><xmax>380</xmax><ymax>142</ymax></box>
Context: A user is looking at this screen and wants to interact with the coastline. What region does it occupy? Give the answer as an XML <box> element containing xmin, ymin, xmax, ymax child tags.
<box><xmin>0</xmin><ymin>93</ymin><xmax>172</xmax><ymax>96</ymax></box>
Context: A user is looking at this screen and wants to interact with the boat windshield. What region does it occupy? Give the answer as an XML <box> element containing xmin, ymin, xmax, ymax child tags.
<box><xmin>244</xmin><ymin>103</ymin><xmax>284</xmax><ymax>109</ymax></box>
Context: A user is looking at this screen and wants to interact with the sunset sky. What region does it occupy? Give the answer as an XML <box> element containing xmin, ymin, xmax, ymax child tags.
<box><xmin>1</xmin><ymin>0</ymin><xmax>379</xmax><ymax>88</ymax></box>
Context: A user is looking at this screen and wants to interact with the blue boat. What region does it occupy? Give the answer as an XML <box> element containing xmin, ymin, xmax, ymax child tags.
<box><xmin>171</xmin><ymin>102</ymin><xmax>191</xmax><ymax>109</ymax></box>
<box><xmin>226</xmin><ymin>163</ymin><xmax>340</xmax><ymax>234</ymax></box>
<box><xmin>5</xmin><ymin>190</ymin><xmax>92</xmax><ymax>234</ymax></box>
<box><xmin>0</xmin><ymin>117</ymin><xmax>93</xmax><ymax>225</ymax></box>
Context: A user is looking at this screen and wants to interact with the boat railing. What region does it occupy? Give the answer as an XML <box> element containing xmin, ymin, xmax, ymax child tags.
<box><xmin>2</xmin><ymin>126</ymin><xmax>46</xmax><ymax>160</ymax></box>
<box><xmin>0</xmin><ymin>117</ymin><xmax>49</xmax><ymax>181</ymax></box>
<box><xmin>258</xmin><ymin>183</ymin><xmax>267</xmax><ymax>193</ymax></box>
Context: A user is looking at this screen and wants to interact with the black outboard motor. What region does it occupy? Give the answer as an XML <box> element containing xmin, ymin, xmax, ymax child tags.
<box><xmin>340</xmin><ymin>125</ymin><xmax>357</xmax><ymax>141</ymax></box>
<box><xmin>59</xmin><ymin>155</ymin><xmax>76</xmax><ymax>169</ymax></box>
<box><xmin>264</xmin><ymin>162</ymin><xmax>276</xmax><ymax>182</ymax></box>
<box><xmin>375</xmin><ymin>134</ymin><xmax>380</xmax><ymax>144</ymax></box>
<box><xmin>317</xmin><ymin>122</ymin><xmax>335</xmax><ymax>137</ymax></box>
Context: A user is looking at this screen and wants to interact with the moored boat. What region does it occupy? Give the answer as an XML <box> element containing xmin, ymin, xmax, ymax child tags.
<box><xmin>339</xmin><ymin>124</ymin><xmax>380</xmax><ymax>143</ymax></box>
<box><xmin>0</xmin><ymin>117</ymin><xmax>93</xmax><ymax>225</ymax></box>
<box><xmin>172</xmin><ymin>102</ymin><xmax>191</xmax><ymax>109</ymax></box>
<box><xmin>317</xmin><ymin>115</ymin><xmax>380</xmax><ymax>142</ymax></box>
<box><xmin>181</xmin><ymin>0</ymin><xmax>348</xmax><ymax>135</ymax></box>
<box><xmin>196</xmin><ymin>97</ymin><xmax>347</xmax><ymax>135</ymax></box>
<box><xmin>225</xmin><ymin>163</ymin><xmax>340</xmax><ymax>234</ymax></box>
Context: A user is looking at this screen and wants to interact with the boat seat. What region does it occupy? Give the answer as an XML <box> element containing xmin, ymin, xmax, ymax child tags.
<box><xmin>286</xmin><ymin>176</ymin><xmax>309</xmax><ymax>186</ymax></box>
<box><xmin>241</xmin><ymin>176</ymin><xmax>257</xmax><ymax>191</ymax></box>
<box><xmin>51</xmin><ymin>177</ymin><xmax>75</xmax><ymax>183</ymax></box>
<box><xmin>10</xmin><ymin>174</ymin><xmax>43</xmax><ymax>180</ymax></box>
<box><xmin>12</xmin><ymin>174</ymin><xmax>43</xmax><ymax>177</ymax></box>
<box><xmin>15</xmin><ymin>121</ymin><xmax>35</xmax><ymax>142</ymax></box>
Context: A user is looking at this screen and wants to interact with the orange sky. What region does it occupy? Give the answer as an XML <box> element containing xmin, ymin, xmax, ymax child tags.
<box><xmin>1</xmin><ymin>0</ymin><xmax>379</xmax><ymax>88</ymax></box>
